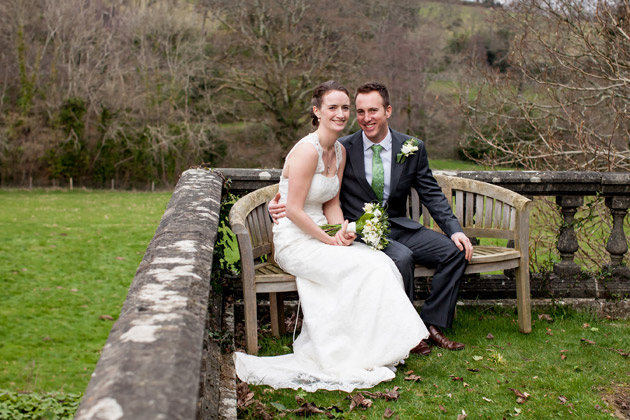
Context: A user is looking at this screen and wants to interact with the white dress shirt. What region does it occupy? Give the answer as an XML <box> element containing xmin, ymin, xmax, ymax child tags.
<box><xmin>362</xmin><ymin>130</ymin><xmax>392</xmax><ymax>203</ymax></box>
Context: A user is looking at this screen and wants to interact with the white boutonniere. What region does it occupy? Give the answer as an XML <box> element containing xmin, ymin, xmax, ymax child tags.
<box><xmin>396</xmin><ymin>138</ymin><xmax>419</xmax><ymax>164</ymax></box>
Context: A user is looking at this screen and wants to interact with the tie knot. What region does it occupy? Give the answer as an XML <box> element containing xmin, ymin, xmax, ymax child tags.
<box><xmin>372</xmin><ymin>144</ymin><xmax>383</xmax><ymax>153</ymax></box>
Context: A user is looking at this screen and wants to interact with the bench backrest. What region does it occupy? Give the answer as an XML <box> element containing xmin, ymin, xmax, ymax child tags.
<box><xmin>229</xmin><ymin>184</ymin><xmax>279</xmax><ymax>261</ymax></box>
<box><xmin>407</xmin><ymin>174</ymin><xmax>529</xmax><ymax>241</ymax></box>
<box><xmin>230</xmin><ymin>176</ymin><xmax>531</xmax><ymax>260</ymax></box>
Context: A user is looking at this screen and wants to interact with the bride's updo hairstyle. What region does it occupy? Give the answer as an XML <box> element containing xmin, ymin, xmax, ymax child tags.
<box><xmin>310</xmin><ymin>80</ymin><xmax>350</xmax><ymax>127</ymax></box>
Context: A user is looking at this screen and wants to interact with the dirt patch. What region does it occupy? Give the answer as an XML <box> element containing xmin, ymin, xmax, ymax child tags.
<box><xmin>602</xmin><ymin>383</ymin><xmax>630</xmax><ymax>419</ymax></box>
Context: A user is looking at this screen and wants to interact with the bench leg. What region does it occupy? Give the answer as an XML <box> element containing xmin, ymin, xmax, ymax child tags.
<box><xmin>269</xmin><ymin>292</ymin><xmax>286</xmax><ymax>337</ymax></box>
<box><xmin>515</xmin><ymin>263</ymin><xmax>532</xmax><ymax>333</ymax></box>
<box><xmin>243</xmin><ymin>286</ymin><xmax>258</xmax><ymax>355</ymax></box>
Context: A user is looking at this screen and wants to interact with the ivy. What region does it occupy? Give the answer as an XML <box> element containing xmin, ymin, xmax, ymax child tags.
<box><xmin>211</xmin><ymin>177</ymin><xmax>241</xmax><ymax>293</ymax></box>
<box><xmin>0</xmin><ymin>390</ymin><xmax>82</xmax><ymax>420</ymax></box>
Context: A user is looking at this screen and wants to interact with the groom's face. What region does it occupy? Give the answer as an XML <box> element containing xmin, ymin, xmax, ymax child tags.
<box><xmin>355</xmin><ymin>91</ymin><xmax>392</xmax><ymax>144</ymax></box>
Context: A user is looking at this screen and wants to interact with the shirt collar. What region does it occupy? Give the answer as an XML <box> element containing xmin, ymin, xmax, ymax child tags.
<box><xmin>362</xmin><ymin>130</ymin><xmax>392</xmax><ymax>152</ymax></box>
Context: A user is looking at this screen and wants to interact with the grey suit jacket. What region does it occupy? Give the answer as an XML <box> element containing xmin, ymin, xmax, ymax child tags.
<box><xmin>338</xmin><ymin>129</ymin><xmax>462</xmax><ymax>238</ymax></box>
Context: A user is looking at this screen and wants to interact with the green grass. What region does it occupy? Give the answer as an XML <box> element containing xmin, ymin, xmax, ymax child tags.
<box><xmin>0</xmin><ymin>189</ymin><xmax>171</xmax><ymax>393</ymax></box>
<box><xmin>429</xmin><ymin>158</ymin><xmax>504</xmax><ymax>171</ymax></box>
<box><xmin>239</xmin><ymin>306</ymin><xmax>630</xmax><ymax>419</ymax></box>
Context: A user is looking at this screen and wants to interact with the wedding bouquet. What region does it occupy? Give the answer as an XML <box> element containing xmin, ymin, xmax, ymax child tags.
<box><xmin>320</xmin><ymin>202</ymin><xmax>390</xmax><ymax>250</ymax></box>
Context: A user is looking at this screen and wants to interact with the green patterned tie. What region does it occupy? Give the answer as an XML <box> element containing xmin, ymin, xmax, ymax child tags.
<box><xmin>371</xmin><ymin>144</ymin><xmax>384</xmax><ymax>202</ymax></box>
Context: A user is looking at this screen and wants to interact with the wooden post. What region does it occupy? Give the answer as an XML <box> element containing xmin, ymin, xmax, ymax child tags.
<box><xmin>111</xmin><ymin>179</ymin><xmax>115</xmax><ymax>191</ymax></box>
<box><xmin>69</xmin><ymin>177</ymin><xmax>73</xmax><ymax>190</ymax></box>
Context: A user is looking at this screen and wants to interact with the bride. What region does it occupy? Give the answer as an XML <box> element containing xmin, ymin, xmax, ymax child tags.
<box><xmin>233</xmin><ymin>81</ymin><xmax>429</xmax><ymax>392</ymax></box>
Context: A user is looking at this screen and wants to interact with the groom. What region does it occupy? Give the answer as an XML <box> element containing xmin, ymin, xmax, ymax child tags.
<box><xmin>273</xmin><ymin>82</ymin><xmax>473</xmax><ymax>355</ymax></box>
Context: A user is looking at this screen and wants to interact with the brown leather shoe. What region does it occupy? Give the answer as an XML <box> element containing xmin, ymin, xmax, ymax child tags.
<box><xmin>410</xmin><ymin>340</ymin><xmax>431</xmax><ymax>356</ymax></box>
<box><xmin>428</xmin><ymin>325</ymin><xmax>465</xmax><ymax>351</ymax></box>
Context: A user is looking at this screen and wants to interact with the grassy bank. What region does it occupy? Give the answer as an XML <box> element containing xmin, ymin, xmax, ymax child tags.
<box><xmin>0</xmin><ymin>189</ymin><xmax>171</xmax><ymax>393</ymax></box>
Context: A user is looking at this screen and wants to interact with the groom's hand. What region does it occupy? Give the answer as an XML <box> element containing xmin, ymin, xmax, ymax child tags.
<box><xmin>267</xmin><ymin>193</ymin><xmax>286</xmax><ymax>225</ymax></box>
<box><xmin>334</xmin><ymin>220</ymin><xmax>356</xmax><ymax>246</ymax></box>
<box><xmin>451</xmin><ymin>232</ymin><xmax>473</xmax><ymax>261</ymax></box>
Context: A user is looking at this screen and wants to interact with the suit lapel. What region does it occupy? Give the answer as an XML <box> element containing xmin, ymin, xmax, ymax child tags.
<box><xmin>346</xmin><ymin>131</ymin><xmax>378</xmax><ymax>200</ymax></box>
<box><xmin>388</xmin><ymin>130</ymin><xmax>406</xmax><ymax>202</ymax></box>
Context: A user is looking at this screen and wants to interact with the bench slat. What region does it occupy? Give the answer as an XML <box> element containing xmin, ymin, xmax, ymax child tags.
<box><xmin>475</xmin><ymin>194</ymin><xmax>484</xmax><ymax>228</ymax></box>
<box><xmin>484</xmin><ymin>196</ymin><xmax>494</xmax><ymax>228</ymax></box>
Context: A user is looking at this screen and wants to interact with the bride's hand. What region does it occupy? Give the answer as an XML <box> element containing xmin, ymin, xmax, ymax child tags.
<box><xmin>267</xmin><ymin>193</ymin><xmax>286</xmax><ymax>225</ymax></box>
<box><xmin>334</xmin><ymin>220</ymin><xmax>356</xmax><ymax>246</ymax></box>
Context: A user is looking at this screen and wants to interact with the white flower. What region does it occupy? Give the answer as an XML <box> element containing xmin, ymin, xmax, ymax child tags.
<box><xmin>346</xmin><ymin>222</ymin><xmax>357</xmax><ymax>234</ymax></box>
<box><xmin>401</xmin><ymin>142</ymin><xmax>418</xmax><ymax>155</ymax></box>
<box><xmin>363</xmin><ymin>203</ymin><xmax>374</xmax><ymax>213</ymax></box>
<box><xmin>396</xmin><ymin>138</ymin><xmax>420</xmax><ymax>163</ymax></box>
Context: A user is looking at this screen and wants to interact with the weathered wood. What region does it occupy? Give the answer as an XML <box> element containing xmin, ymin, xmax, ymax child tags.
<box><xmin>229</xmin><ymin>176</ymin><xmax>533</xmax><ymax>354</ymax></box>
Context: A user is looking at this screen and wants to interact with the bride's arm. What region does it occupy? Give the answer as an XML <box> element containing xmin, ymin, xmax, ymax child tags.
<box><xmin>285</xmin><ymin>143</ymin><xmax>337</xmax><ymax>245</ymax></box>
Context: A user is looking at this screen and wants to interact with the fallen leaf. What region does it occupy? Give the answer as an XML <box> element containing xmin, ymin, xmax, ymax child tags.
<box><xmin>115</xmin><ymin>256</ymin><xmax>126</xmax><ymax>261</ymax></box>
<box><xmin>404</xmin><ymin>374</ymin><xmax>422</xmax><ymax>382</ymax></box>
<box><xmin>483</xmin><ymin>397</ymin><xmax>493</xmax><ymax>402</ymax></box>
<box><xmin>467</xmin><ymin>368</ymin><xmax>480</xmax><ymax>372</ymax></box>
<box><xmin>349</xmin><ymin>393</ymin><xmax>372</xmax><ymax>411</ymax></box>
<box><xmin>457</xmin><ymin>409</ymin><xmax>468</xmax><ymax>419</ymax></box>
<box><xmin>439</xmin><ymin>405</ymin><xmax>446</xmax><ymax>412</ymax></box>
<box><xmin>560</xmin><ymin>354</ymin><xmax>567</xmax><ymax>360</ymax></box>
<box><xmin>437</xmin><ymin>353</ymin><xmax>443</xmax><ymax>357</ymax></box>
<box><xmin>463</xmin><ymin>382</ymin><xmax>470</xmax><ymax>388</ymax></box>
<box><xmin>580</xmin><ymin>338</ymin><xmax>596</xmax><ymax>345</ymax></box>
<box><xmin>99</xmin><ymin>315</ymin><xmax>114</xmax><ymax>321</ymax></box>
<box><xmin>405</xmin><ymin>370</ymin><xmax>414</xmax><ymax>375</ymax></box>
<box><xmin>293</xmin><ymin>402</ymin><xmax>325</xmax><ymax>416</ymax></box>
<box><xmin>236</xmin><ymin>382</ymin><xmax>254</xmax><ymax>407</ymax></box>
<box><xmin>270</xmin><ymin>401</ymin><xmax>286</xmax><ymax>411</ymax></box>
<box><xmin>509</xmin><ymin>388</ymin><xmax>530</xmax><ymax>403</ymax></box>
<box><xmin>383</xmin><ymin>408</ymin><xmax>394</xmax><ymax>418</ymax></box>
<box><xmin>582</xmin><ymin>323</ymin><xmax>590</xmax><ymax>328</ymax></box>
<box><xmin>608</xmin><ymin>348</ymin><xmax>630</xmax><ymax>357</ymax></box>
<box><xmin>558</xmin><ymin>395</ymin><xmax>568</xmax><ymax>404</ymax></box>
<box><xmin>364</xmin><ymin>387</ymin><xmax>399</xmax><ymax>401</ymax></box>
<box><xmin>545</xmin><ymin>328</ymin><xmax>554</xmax><ymax>336</ymax></box>
<box><xmin>472</xmin><ymin>355</ymin><xmax>484</xmax><ymax>361</ymax></box>
<box><xmin>590</xmin><ymin>327</ymin><xmax>599</xmax><ymax>332</ymax></box>
<box><xmin>451</xmin><ymin>376</ymin><xmax>464</xmax><ymax>381</ymax></box>
<box><xmin>486</xmin><ymin>333</ymin><xmax>495</xmax><ymax>340</ymax></box>
<box><xmin>295</xmin><ymin>395</ymin><xmax>305</xmax><ymax>404</ymax></box>
<box><xmin>70</xmin><ymin>288</ymin><xmax>78</xmax><ymax>292</ymax></box>
<box><xmin>263</xmin><ymin>388</ymin><xmax>274</xmax><ymax>394</ymax></box>
<box><xmin>249</xmin><ymin>400</ymin><xmax>273</xmax><ymax>419</ymax></box>
<box><xmin>538</xmin><ymin>313</ymin><xmax>553</xmax><ymax>322</ymax></box>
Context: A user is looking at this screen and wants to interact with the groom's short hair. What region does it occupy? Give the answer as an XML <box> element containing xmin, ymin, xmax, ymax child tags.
<box><xmin>355</xmin><ymin>82</ymin><xmax>390</xmax><ymax>108</ymax></box>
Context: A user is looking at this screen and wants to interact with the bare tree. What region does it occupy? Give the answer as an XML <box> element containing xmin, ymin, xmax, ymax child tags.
<box><xmin>461</xmin><ymin>0</ymin><xmax>630</xmax><ymax>171</ymax></box>
<box><xmin>204</xmin><ymin>0</ymin><xmax>367</xmax><ymax>157</ymax></box>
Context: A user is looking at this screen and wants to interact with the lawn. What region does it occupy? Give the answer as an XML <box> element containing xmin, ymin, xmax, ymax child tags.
<box><xmin>0</xmin><ymin>189</ymin><xmax>171</xmax><ymax>394</ymax></box>
<box><xmin>238</xmin><ymin>305</ymin><xmax>630</xmax><ymax>419</ymax></box>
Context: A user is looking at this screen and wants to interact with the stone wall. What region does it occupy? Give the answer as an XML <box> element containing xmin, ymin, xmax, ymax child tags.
<box><xmin>75</xmin><ymin>169</ymin><xmax>225</xmax><ymax>420</ymax></box>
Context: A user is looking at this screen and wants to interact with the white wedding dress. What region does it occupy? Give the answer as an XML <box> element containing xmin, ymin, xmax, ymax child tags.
<box><xmin>234</xmin><ymin>132</ymin><xmax>429</xmax><ymax>392</ymax></box>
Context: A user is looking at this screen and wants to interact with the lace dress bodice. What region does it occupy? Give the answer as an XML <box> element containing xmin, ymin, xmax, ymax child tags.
<box><xmin>275</xmin><ymin>132</ymin><xmax>342</xmax><ymax>232</ymax></box>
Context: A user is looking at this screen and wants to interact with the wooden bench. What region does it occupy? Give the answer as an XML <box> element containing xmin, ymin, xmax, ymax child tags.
<box><xmin>229</xmin><ymin>175</ymin><xmax>532</xmax><ymax>354</ymax></box>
